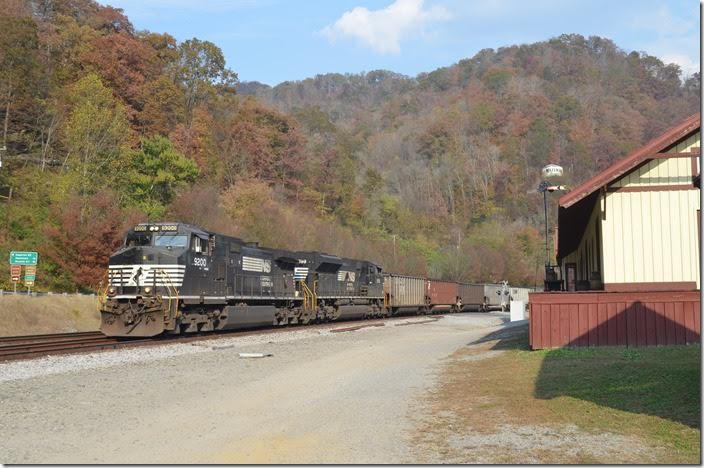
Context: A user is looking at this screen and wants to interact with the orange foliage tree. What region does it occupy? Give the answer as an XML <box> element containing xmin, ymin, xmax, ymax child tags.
<box><xmin>44</xmin><ymin>191</ymin><xmax>144</xmax><ymax>289</ymax></box>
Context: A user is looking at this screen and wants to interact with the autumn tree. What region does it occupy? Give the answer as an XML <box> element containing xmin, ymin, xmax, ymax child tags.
<box><xmin>172</xmin><ymin>38</ymin><xmax>238</xmax><ymax>125</ymax></box>
<box><xmin>0</xmin><ymin>15</ymin><xmax>41</xmax><ymax>151</ymax></box>
<box><xmin>213</xmin><ymin>98</ymin><xmax>304</xmax><ymax>188</ymax></box>
<box><xmin>168</xmin><ymin>183</ymin><xmax>230</xmax><ymax>233</ymax></box>
<box><xmin>44</xmin><ymin>190</ymin><xmax>144</xmax><ymax>289</ymax></box>
<box><xmin>139</xmin><ymin>76</ymin><xmax>185</xmax><ymax>135</ymax></box>
<box><xmin>138</xmin><ymin>32</ymin><xmax>179</xmax><ymax>70</ymax></box>
<box><xmin>61</xmin><ymin>73</ymin><xmax>131</xmax><ymax>207</ymax></box>
<box><xmin>82</xmin><ymin>31</ymin><xmax>158</xmax><ymax>118</ymax></box>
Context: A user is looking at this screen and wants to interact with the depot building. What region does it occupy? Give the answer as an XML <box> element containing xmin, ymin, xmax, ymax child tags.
<box><xmin>530</xmin><ymin>113</ymin><xmax>701</xmax><ymax>349</ymax></box>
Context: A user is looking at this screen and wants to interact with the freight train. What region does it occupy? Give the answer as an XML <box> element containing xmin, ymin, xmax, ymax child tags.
<box><xmin>99</xmin><ymin>222</ymin><xmax>529</xmax><ymax>337</ymax></box>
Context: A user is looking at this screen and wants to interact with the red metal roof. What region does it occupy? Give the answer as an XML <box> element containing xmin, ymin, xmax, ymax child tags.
<box><xmin>559</xmin><ymin>113</ymin><xmax>700</xmax><ymax>209</ymax></box>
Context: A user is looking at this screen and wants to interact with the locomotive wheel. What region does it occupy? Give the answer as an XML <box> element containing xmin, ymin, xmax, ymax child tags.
<box><xmin>200</xmin><ymin>319</ymin><xmax>214</xmax><ymax>332</ymax></box>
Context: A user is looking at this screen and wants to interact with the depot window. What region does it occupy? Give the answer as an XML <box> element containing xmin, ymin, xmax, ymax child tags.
<box><xmin>154</xmin><ymin>234</ymin><xmax>188</xmax><ymax>248</ymax></box>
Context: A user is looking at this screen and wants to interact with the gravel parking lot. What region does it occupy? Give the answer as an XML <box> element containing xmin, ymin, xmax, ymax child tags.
<box><xmin>0</xmin><ymin>312</ymin><xmax>517</xmax><ymax>464</ymax></box>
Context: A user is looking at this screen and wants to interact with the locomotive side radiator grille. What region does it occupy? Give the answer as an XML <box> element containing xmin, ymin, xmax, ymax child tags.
<box><xmin>108</xmin><ymin>264</ymin><xmax>186</xmax><ymax>287</ymax></box>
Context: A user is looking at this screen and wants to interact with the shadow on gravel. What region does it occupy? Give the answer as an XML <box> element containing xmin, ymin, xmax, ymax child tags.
<box><xmin>466</xmin><ymin>322</ymin><xmax>529</xmax><ymax>350</ymax></box>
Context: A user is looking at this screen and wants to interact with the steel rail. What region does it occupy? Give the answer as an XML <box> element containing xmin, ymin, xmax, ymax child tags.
<box><xmin>0</xmin><ymin>314</ymin><xmax>447</xmax><ymax>362</ymax></box>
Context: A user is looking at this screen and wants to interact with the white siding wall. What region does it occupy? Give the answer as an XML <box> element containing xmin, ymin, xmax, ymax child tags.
<box><xmin>601</xmin><ymin>189</ymin><xmax>700</xmax><ymax>287</ymax></box>
<box><xmin>561</xmin><ymin>130</ymin><xmax>700</xmax><ymax>290</ymax></box>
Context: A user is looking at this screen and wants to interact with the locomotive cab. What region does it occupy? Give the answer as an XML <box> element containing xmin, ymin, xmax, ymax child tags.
<box><xmin>106</xmin><ymin>223</ymin><xmax>199</xmax><ymax>297</ymax></box>
<box><xmin>101</xmin><ymin>222</ymin><xmax>215</xmax><ymax>337</ymax></box>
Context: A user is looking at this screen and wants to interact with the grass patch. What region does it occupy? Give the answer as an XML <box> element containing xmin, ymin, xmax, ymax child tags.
<box><xmin>0</xmin><ymin>295</ymin><xmax>100</xmax><ymax>336</ymax></box>
<box><xmin>535</xmin><ymin>344</ymin><xmax>700</xmax><ymax>428</ymax></box>
<box><xmin>412</xmin><ymin>326</ymin><xmax>701</xmax><ymax>464</ymax></box>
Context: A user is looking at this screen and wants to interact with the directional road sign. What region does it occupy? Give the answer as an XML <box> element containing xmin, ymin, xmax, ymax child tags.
<box><xmin>24</xmin><ymin>274</ymin><xmax>36</xmax><ymax>282</ymax></box>
<box><xmin>10</xmin><ymin>251</ymin><xmax>38</xmax><ymax>265</ymax></box>
<box><xmin>25</xmin><ymin>265</ymin><xmax>37</xmax><ymax>275</ymax></box>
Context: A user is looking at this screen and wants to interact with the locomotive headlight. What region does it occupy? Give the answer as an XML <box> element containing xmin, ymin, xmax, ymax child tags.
<box><xmin>143</xmin><ymin>286</ymin><xmax>152</xmax><ymax>294</ymax></box>
<box><xmin>107</xmin><ymin>286</ymin><xmax>116</xmax><ymax>296</ymax></box>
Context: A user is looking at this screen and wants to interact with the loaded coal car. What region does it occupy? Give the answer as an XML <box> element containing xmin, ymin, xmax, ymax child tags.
<box><xmin>383</xmin><ymin>274</ymin><xmax>426</xmax><ymax>315</ymax></box>
<box><xmin>425</xmin><ymin>279</ymin><xmax>461</xmax><ymax>314</ymax></box>
<box><xmin>100</xmin><ymin>222</ymin><xmax>384</xmax><ymax>337</ymax></box>
<box><xmin>457</xmin><ymin>283</ymin><xmax>485</xmax><ymax>311</ymax></box>
<box><xmin>483</xmin><ymin>282</ymin><xmax>511</xmax><ymax>311</ymax></box>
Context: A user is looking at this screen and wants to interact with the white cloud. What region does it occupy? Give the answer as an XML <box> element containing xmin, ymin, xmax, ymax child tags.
<box><xmin>321</xmin><ymin>0</ymin><xmax>451</xmax><ymax>55</ymax></box>
<box><xmin>629</xmin><ymin>5</ymin><xmax>699</xmax><ymax>77</ymax></box>
<box><xmin>660</xmin><ymin>53</ymin><xmax>700</xmax><ymax>77</ymax></box>
<box><xmin>630</xmin><ymin>5</ymin><xmax>696</xmax><ymax>37</ymax></box>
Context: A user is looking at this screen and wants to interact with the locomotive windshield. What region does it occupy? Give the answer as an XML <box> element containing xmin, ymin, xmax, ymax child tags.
<box><xmin>154</xmin><ymin>234</ymin><xmax>188</xmax><ymax>248</ymax></box>
<box><xmin>125</xmin><ymin>232</ymin><xmax>152</xmax><ymax>247</ymax></box>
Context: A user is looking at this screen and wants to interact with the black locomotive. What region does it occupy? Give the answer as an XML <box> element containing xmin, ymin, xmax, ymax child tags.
<box><xmin>100</xmin><ymin>222</ymin><xmax>385</xmax><ymax>336</ymax></box>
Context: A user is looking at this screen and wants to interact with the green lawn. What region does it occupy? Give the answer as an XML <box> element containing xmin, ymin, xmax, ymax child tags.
<box><xmin>416</xmin><ymin>328</ymin><xmax>701</xmax><ymax>464</ymax></box>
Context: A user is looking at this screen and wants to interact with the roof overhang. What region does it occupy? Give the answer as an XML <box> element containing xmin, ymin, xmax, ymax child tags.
<box><xmin>559</xmin><ymin>113</ymin><xmax>700</xmax><ymax>209</ymax></box>
<box><xmin>556</xmin><ymin>113</ymin><xmax>700</xmax><ymax>263</ymax></box>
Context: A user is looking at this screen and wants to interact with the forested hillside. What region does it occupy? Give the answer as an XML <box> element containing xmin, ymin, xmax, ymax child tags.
<box><xmin>0</xmin><ymin>0</ymin><xmax>699</xmax><ymax>292</ymax></box>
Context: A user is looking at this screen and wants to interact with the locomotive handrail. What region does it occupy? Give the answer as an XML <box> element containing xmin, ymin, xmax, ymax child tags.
<box><xmin>299</xmin><ymin>280</ymin><xmax>316</xmax><ymax>311</ymax></box>
<box><xmin>313</xmin><ymin>280</ymin><xmax>318</xmax><ymax>309</ymax></box>
<box><xmin>154</xmin><ymin>268</ymin><xmax>179</xmax><ymax>323</ymax></box>
<box><xmin>96</xmin><ymin>270</ymin><xmax>110</xmax><ymax>312</ymax></box>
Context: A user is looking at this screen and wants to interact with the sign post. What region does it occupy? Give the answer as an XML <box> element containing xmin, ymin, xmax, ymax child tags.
<box><xmin>24</xmin><ymin>265</ymin><xmax>36</xmax><ymax>294</ymax></box>
<box><xmin>10</xmin><ymin>252</ymin><xmax>38</xmax><ymax>294</ymax></box>
<box><xmin>10</xmin><ymin>264</ymin><xmax>20</xmax><ymax>294</ymax></box>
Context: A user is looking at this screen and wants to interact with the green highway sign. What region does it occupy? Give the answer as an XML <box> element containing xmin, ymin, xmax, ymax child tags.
<box><xmin>10</xmin><ymin>251</ymin><xmax>38</xmax><ymax>265</ymax></box>
<box><xmin>24</xmin><ymin>274</ymin><xmax>36</xmax><ymax>282</ymax></box>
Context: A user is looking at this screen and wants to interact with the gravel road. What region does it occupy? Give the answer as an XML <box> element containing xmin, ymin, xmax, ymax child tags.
<box><xmin>0</xmin><ymin>312</ymin><xmax>516</xmax><ymax>464</ymax></box>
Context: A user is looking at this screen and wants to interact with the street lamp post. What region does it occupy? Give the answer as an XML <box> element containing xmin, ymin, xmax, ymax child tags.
<box><xmin>539</xmin><ymin>164</ymin><xmax>565</xmax><ymax>291</ymax></box>
<box><xmin>538</xmin><ymin>180</ymin><xmax>550</xmax><ymax>269</ymax></box>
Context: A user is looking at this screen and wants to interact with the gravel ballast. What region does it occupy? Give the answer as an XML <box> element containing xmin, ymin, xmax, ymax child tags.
<box><xmin>0</xmin><ymin>313</ymin><xmax>510</xmax><ymax>463</ymax></box>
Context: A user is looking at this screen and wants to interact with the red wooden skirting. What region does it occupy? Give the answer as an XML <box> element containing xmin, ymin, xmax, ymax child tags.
<box><xmin>529</xmin><ymin>291</ymin><xmax>701</xmax><ymax>349</ymax></box>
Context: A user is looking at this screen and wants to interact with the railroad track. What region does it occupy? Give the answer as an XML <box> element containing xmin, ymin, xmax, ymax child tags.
<box><xmin>0</xmin><ymin>332</ymin><xmax>146</xmax><ymax>362</ymax></box>
<box><xmin>0</xmin><ymin>314</ymin><xmax>445</xmax><ymax>363</ymax></box>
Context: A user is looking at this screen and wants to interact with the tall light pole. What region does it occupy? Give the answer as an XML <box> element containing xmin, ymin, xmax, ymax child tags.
<box><xmin>537</xmin><ymin>180</ymin><xmax>550</xmax><ymax>268</ymax></box>
<box><xmin>392</xmin><ymin>234</ymin><xmax>396</xmax><ymax>271</ymax></box>
<box><xmin>538</xmin><ymin>164</ymin><xmax>565</xmax><ymax>291</ymax></box>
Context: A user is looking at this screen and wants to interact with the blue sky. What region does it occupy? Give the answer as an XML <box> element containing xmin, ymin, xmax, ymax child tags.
<box><xmin>100</xmin><ymin>0</ymin><xmax>700</xmax><ymax>86</ymax></box>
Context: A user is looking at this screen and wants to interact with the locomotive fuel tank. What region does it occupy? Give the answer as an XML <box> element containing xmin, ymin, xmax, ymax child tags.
<box><xmin>218</xmin><ymin>305</ymin><xmax>278</xmax><ymax>330</ymax></box>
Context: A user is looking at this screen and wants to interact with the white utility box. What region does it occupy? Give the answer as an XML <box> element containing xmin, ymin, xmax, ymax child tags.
<box><xmin>510</xmin><ymin>301</ymin><xmax>525</xmax><ymax>322</ymax></box>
